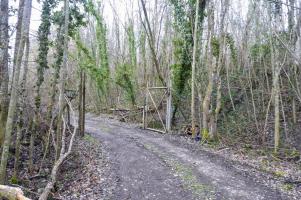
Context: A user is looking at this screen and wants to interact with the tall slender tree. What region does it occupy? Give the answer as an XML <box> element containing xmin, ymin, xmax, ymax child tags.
<box><xmin>30</xmin><ymin>0</ymin><xmax>56</xmax><ymax>172</ymax></box>
<box><xmin>139</xmin><ymin>0</ymin><xmax>166</xmax><ymax>86</ymax></box>
<box><xmin>191</xmin><ymin>0</ymin><xmax>200</xmax><ymax>139</ymax></box>
<box><xmin>13</xmin><ymin>37</ymin><xmax>30</xmax><ymax>180</ymax></box>
<box><xmin>0</xmin><ymin>0</ymin><xmax>32</xmax><ymax>183</ymax></box>
<box><xmin>56</xmin><ymin>0</ymin><xmax>70</xmax><ymax>159</ymax></box>
<box><xmin>11</xmin><ymin>0</ymin><xmax>25</xmax><ymax>89</ymax></box>
<box><xmin>0</xmin><ymin>0</ymin><xmax>9</xmax><ymax>146</ymax></box>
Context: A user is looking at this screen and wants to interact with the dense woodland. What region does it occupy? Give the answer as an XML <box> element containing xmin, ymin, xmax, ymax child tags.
<box><xmin>0</xmin><ymin>0</ymin><xmax>301</xmax><ymax>199</ymax></box>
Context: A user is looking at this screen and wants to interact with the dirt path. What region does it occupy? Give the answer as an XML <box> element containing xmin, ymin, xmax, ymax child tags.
<box><xmin>84</xmin><ymin>115</ymin><xmax>292</xmax><ymax>200</ymax></box>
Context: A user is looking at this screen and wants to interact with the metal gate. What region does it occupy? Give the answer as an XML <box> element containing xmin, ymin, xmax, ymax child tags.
<box><xmin>143</xmin><ymin>84</ymin><xmax>172</xmax><ymax>133</ymax></box>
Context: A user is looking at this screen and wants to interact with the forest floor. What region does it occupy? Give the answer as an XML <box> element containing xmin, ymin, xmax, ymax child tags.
<box><xmin>56</xmin><ymin>113</ymin><xmax>301</xmax><ymax>200</ymax></box>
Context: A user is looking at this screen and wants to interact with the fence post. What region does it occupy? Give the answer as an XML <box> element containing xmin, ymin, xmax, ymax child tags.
<box><xmin>166</xmin><ymin>74</ymin><xmax>172</xmax><ymax>132</ymax></box>
<box><xmin>143</xmin><ymin>96</ymin><xmax>146</xmax><ymax>129</ymax></box>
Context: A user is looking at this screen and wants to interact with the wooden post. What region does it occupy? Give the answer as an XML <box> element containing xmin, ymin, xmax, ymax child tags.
<box><xmin>78</xmin><ymin>70</ymin><xmax>86</xmax><ymax>137</ymax></box>
<box><xmin>166</xmin><ymin>71</ymin><xmax>172</xmax><ymax>132</ymax></box>
<box><xmin>82</xmin><ymin>72</ymin><xmax>86</xmax><ymax>135</ymax></box>
<box><xmin>78</xmin><ymin>69</ymin><xmax>83</xmax><ymax>135</ymax></box>
<box><xmin>145</xmin><ymin>82</ymin><xmax>149</xmax><ymax>129</ymax></box>
<box><xmin>143</xmin><ymin>96</ymin><xmax>146</xmax><ymax>129</ymax></box>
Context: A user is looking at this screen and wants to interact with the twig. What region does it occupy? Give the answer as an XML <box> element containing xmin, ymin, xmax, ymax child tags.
<box><xmin>28</xmin><ymin>174</ymin><xmax>47</xmax><ymax>180</ymax></box>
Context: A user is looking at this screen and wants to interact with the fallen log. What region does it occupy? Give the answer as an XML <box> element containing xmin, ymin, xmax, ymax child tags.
<box><xmin>0</xmin><ymin>185</ymin><xmax>30</xmax><ymax>200</ymax></box>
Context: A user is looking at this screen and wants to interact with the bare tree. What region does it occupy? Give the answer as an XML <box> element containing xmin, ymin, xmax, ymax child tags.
<box><xmin>0</xmin><ymin>0</ymin><xmax>9</xmax><ymax>146</ymax></box>
<box><xmin>0</xmin><ymin>0</ymin><xmax>32</xmax><ymax>183</ymax></box>
<box><xmin>202</xmin><ymin>1</ymin><xmax>215</xmax><ymax>140</ymax></box>
<box><xmin>191</xmin><ymin>0</ymin><xmax>200</xmax><ymax>139</ymax></box>
<box><xmin>13</xmin><ymin>37</ymin><xmax>30</xmax><ymax>180</ymax></box>
<box><xmin>11</xmin><ymin>0</ymin><xmax>25</xmax><ymax>89</ymax></box>
<box><xmin>139</xmin><ymin>0</ymin><xmax>166</xmax><ymax>86</ymax></box>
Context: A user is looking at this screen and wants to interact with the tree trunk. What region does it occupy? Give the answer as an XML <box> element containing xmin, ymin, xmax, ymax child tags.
<box><xmin>0</xmin><ymin>0</ymin><xmax>9</xmax><ymax>146</ymax></box>
<box><xmin>272</xmin><ymin>48</ymin><xmax>281</xmax><ymax>153</ymax></box>
<box><xmin>13</xmin><ymin>38</ymin><xmax>30</xmax><ymax>180</ymax></box>
<box><xmin>56</xmin><ymin>0</ymin><xmax>69</xmax><ymax>160</ymax></box>
<box><xmin>211</xmin><ymin>0</ymin><xmax>229</xmax><ymax>138</ymax></box>
<box><xmin>10</xmin><ymin>0</ymin><xmax>25</xmax><ymax>91</ymax></box>
<box><xmin>83</xmin><ymin>73</ymin><xmax>86</xmax><ymax>134</ymax></box>
<box><xmin>0</xmin><ymin>0</ymin><xmax>32</xmax><ymax>184</ymax></box>
<box><xmin>270</xmin><ymin>33</ymin><xmax>279</xmax><ymax>153</ymax></box>
<box><xmin>30</xmin><ymin>0</ymin><xmax>56</xmax><ymax>169</ymax></box>
<box><xmin>191</xmin><ymin>0</ymin><xmax>200</xmax><ymax>139</ymax></box>
<box><xmin>288</xmin><ymin>0</ymin><xmax>295</xmax><ymax>42</ymax></box>
<box><xmin>202</xmin><ymin>2</ymin><xmax>215</xmax><ymax>140</ymax></box>
<box><xmin>47</xmin><ymin>24</ymin><xmax>63</xmax><ymax>122</ymax></box>
<box><xmin>139</xmin><ymin>0</ymin><xmax>166</xmax><ymax>86</ymax></box>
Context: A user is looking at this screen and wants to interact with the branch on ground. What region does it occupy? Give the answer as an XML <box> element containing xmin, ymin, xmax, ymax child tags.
<box><xmin>0</xmin><ymin>185</ymin><xmax>31</xmax><ymax>200</ymax></box>
<box><xmin>38</xmin><ymin>97</ymin><xmax>78</xmax><ymax>200</ymax></box>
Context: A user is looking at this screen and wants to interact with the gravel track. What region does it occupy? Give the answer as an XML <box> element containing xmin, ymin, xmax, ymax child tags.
<box><xmin>82</xmin><ymin>115</ymin><xmax>293</xmax><ymax>200</ymax></box>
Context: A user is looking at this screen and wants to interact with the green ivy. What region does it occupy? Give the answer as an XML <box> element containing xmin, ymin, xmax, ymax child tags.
<box><xmin>72</xmin><ymin>0</ymin><xmax>110</xmax><ymax>101</ymax></box>
<box><xmin>36</xmin><ymin>0</ymin><xmax>56</xmax><ymax>90</ymax></box>
<box><xmin>169</xmin><ymin>0</ymin><xmax>207</xmax><ymax>121</ymax></box>
<box><xmin>114</xmin><ymin>22</ymin><xmax>137</xmax><ymax>106</ymax></box>
<box><xmin>75</xmin><ymin>37</ymin><xmax>108</xmax><ymax>93</ymax></box>
<box><xmin>127</xmin><ymin>22</ymin><xmax>137</xmax><ymax>69</ymax></box>
<box><xmin>115</xmin><ymin>63</ymin><xmax>136</xmax><ymax>106</ymax></box>
<box><xmin>225</xmin><ymin>34</ymin><xmax>237</xmax><ymax>65</ymax></box>
<box><xmin>35</xmin><ymin>0</ymin><xmax>56</xmax><ymax>109</ymax></box>
<box><xmin>211</xmin><ymin>36</ymin><xmax>220</xmax><ymax>58</ymax></box>
<box><xmin>250</xmin><ymin>43</ymin><xmax>271</xmax><ymax>60</ymax></box>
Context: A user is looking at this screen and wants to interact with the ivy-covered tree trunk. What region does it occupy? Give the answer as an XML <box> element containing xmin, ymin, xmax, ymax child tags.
<box><xmin>56</xmin><ymin>0</ymin><xmax>69</xmax><ymax>160</ymax></box>
<box><xmin>170</xmin><ymin>0</ymin><xmax>207</xmax><ymax>125</ymax></box>
<box><xmin>115</xmin><ymin>22</ymin><xmax>137</xmax><ymax>107</ymax></box>
<box><xmin>0</xmin><ymin>0</ymin><xmax>32</xmax><ymax>184</ymax></box>
<box><xmin>47</xmin><ymin>23</ymin><xmax>64</xmax><ymax>122</ymax></box>
<box><xmin>139</xmin><ymin>30</ymin><xmax>147</xmax><ymax>88</ymax></box>
<box><xmin>30</xmin><ymin>0</ymin><xmax>56</xmax><ymax>171</ymax></box>
<box><xmin>0</xmin><ymin>0</ymin><xmax>9</xmax><ymax>146</ymax></box>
